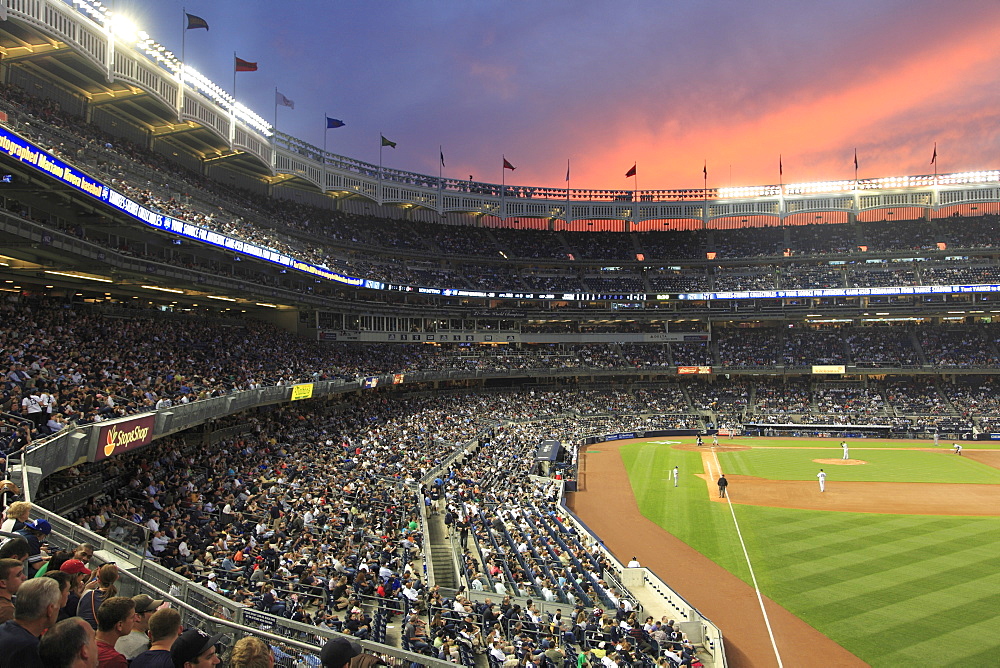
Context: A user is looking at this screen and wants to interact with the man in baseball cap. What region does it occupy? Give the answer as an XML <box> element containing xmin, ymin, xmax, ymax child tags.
<box><xmin>58</xmin><ymin>559</ymin><xmax>92</xmax><ymax>577</ymax></box>
<box><xmin>320</xmin><ymin>637</ymin><xmax>362</xmax><ymax>668</ymax></box>
<box><xmin>116</xmin><ymin>594</ymin><xmax>164</xmax><ymax>659</ymax></box>
<box><xmin>171</xmin><ymin>628</ymin><xmax>223</xmax><ymax>667</ymax></box>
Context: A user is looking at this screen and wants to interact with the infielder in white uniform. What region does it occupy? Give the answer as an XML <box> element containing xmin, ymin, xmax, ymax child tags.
<box><xmin>817</xmin><ymin>468</ymin><xmax>826</xmax><ymax>492</ymax></box>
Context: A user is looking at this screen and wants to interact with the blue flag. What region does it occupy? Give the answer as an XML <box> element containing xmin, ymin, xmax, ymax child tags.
<box><xmin>185</xmin><ymin>13</ymin><xmax>209</xmax><ymax>30</ymax></box>
<box><xmin>326</xmin><ymin>117</ymin><xmax>345</xmax><ymax>129</ymax></box>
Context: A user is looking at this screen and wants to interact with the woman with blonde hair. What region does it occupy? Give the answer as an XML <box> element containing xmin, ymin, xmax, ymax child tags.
<box><xmin>0</xmin><ymin>501</ymin><xmax>30</xmax><ymax>533</ymax></box>
<box><xmin>77</xmin><ymin>562</ymin><xmax>118</xmax><ymax>628</ymax></box>
<box><xmin>230</xmin><ymin>636</ymin><xmax>274</xmax><ymax>668</ymax></box>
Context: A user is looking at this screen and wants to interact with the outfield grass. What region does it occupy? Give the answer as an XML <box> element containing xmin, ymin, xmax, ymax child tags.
<box><xmin>733</xmin><ymin>436</ymin><xmax>993</xmax><ymax>450</ymax></box>
<box><xmin>619</xmin><ymin>438</ymin><xmax>1000</xmax><ymax>668</ymax></box>
<box><xmin>721</xmin><ymin>447</ymin><xmax>1000</xmax><ymax>484</ymax></box>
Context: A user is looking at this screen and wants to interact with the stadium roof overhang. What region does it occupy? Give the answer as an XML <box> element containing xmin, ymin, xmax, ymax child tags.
<box><xmin>0</xmin><ymin>15</ymin><xmax>275</xmax><ymax>179</ymax></box>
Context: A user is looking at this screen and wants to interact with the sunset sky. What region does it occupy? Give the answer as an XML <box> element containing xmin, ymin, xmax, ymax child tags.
<box><xmin>118</xmin><ymin>0</ymin><xmax>1000</xmax><ymax>191</ymax></box>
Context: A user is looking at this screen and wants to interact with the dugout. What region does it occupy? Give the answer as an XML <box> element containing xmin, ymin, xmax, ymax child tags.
<box><xmin>534</xmin><ymin>439</ymin><xmax>561</xmax><ymax>477</ymax></box>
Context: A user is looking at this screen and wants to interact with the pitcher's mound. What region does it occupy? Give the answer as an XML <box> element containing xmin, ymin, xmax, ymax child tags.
<box><xmin>814</xmin><ymin>458</ymin><xmax>867</xmax><ymax>465</ymax></box>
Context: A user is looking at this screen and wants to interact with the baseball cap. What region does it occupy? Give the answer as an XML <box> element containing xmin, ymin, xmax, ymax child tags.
<box><xmin>171</xmin><ymin>628</ymin><xmax>224</xmax><ymax>667</ymax></box>
<box><xmin>25</xmin><ymin>519</ymin><xmax>51</xmax><ymax>534</ymax></box>
<box><xmin>132</xmin><ymin>594</ymin><xmax>165</xmax><ymax>614</ymax></box>
<box><xmin>59</xmin><ymin>559</ymin><xmax>92</xmax><ymax>576</ymax></box>
<box><xmin>319</xmin><ymin>637</ymin><xmax>362</xmax><ymax>668</ymax></box>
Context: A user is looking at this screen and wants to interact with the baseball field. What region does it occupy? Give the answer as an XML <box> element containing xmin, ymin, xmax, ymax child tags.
<box><xmin>567</xmin><ymin>436</ymin><xmax>1000</xmax><ymax>668</ymax></box>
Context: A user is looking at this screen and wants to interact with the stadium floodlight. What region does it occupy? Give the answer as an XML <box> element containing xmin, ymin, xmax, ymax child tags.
<box><xmin>109</xmin><ymin>14</ymin><xmax>138</xmax><ymax>42</ymax></box>
<box><xmin>206</xmin><ymin>295</ymin><xmax>237</xmax><ymax>302</ymax></box>
<box><xmin>140</xmin><ymin>285</ymin><xmax>184</xmax><ymax>294</ymax></box>
<box><xmin>44</xmin><ymin>270</ymin><xmax>113</xmax><ymax>283</ymax></box>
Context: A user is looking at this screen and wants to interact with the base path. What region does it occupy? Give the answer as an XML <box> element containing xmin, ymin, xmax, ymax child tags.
<box><xmin>568</xmin><ymin>439</ymin><xmax>867</xmax><ymax>668</ymax></box>
<box><xmin>704</xmin><ymin>474</ymin><xmax>1000</xmax><ymax>515</ymax></box>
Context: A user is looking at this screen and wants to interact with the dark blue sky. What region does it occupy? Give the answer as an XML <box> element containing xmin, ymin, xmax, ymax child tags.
<box><xmin>114</xmin><ymin>0</ymin><xmax>1000</xmax><ymax>190</ymax></box>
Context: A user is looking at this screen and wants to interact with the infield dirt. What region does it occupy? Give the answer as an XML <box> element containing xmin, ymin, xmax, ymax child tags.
<box><xmin>568</xmin><ymin>440</ymin><xmax>855</xmax><ymax>668</ymax></box>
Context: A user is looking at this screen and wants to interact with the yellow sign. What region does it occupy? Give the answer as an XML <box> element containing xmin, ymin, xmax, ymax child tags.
<box><xmin>290</xmin><ymin>383</ymin><xmax>314</xmax><ymax>401</ymax></box>
<box><xmin>812</xmin><ymin>365</ymin><xmax>846</xmax><ymax>374</ymax></box>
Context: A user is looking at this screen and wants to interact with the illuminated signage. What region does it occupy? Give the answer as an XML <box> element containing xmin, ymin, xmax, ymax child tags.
<box><xmin>678</xmin><ymin>366</ymin><xmax>712</xmax><ymax>374</ymax></box>
<box><xmin>95</xmin><ymin>415</ymin><xmax>156</xmax><ymax>460</ymax></box>
<box><xmin>6</xmin><ymin>126</ymin><xmax>1000</xmax><ymax>304</ymax></box>
<box><xmin>290</xmin><ymin>383</ymin><xmax>314</xmax><ymax>401</ymax></box>
<box><xmin>812</xmin><ymin>365</ymin><xmax>846</xmax><ymax>374</ymax></box>
<box><xmin>678</xmin><ymin>284</ymin><xmax>1000</xmax><ymax>300</ymax></box>
<box><xmin>0</xmin><ymin>126</ymin><xmax>363</xmax><ymax>287</ymax></box>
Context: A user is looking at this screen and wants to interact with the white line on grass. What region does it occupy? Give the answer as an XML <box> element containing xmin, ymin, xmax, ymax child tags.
<box><xmin>721</xmin><ymin>463</ymin><xmax>784</xmax><ymax>668</ymax></box>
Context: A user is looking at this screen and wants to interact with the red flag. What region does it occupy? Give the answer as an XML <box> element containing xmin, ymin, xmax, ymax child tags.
<box><xmin>503</xmin><ymin>157</ymin><xmax>515</xmax><ymax>170</ymax></box>
<box><xmin>235</xmin><ymin>56</ymin><xmax>258</xmax><ymax>72</ymax></box>
<box><xmin>625</xmin><ymin>164</ymin><xmax>636</xmax><ymax>178</ymax></box>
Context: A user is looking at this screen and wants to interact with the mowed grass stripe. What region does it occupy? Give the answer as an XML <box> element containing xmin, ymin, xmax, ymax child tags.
<box><xmin>620</xmin><ymin>443</ymin><xmax>753</xmax><ymax>580</ymax></box>
<box><xmin>828</xmin><ymin>590</ymin><xmax>1000</xmax><ymax>666</ymax></box>
<box><xmin>617</xmin><ymin>439</ymin><xmax>1000</xmax><ymax>667</ymax></box>
<box><xmin>720</xmin><ymin>448</ymin><xmax>1000</xmax><ymax>483</ymax></box>
<box><xmin>770</xmin><ymin>516</ymin><xmax>980</xmax><ymax>566</ymax></box>
<box><xmin>726</xmin><ymin>437</ymin><xmax>1000</xmax><ymax>451</ymax></box>
<box><xmin>788</xmin><ymin>549</ymin><xmax>1000</xmax><ymax>621</ymax></box>
<box><xmin>739</xmin><ymin>509</ymin><xmax>1000</xmax><ymax>664</ymax></box>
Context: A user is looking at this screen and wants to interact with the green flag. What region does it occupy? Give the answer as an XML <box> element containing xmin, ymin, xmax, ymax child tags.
<box><xmin>381</xmin><ymin>135</ymin><xmax>396</xmax><ymax>148</ymax></box>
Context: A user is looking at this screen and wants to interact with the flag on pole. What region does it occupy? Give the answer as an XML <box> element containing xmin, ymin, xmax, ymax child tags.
<box><xmin>235</xmin><ymin>56</ymin><xmax>258</xmax><ymax>72</ymax></box>
<box><xmin>703</xmin><ymin>161</ymin><xmax>707</xmax><ymax>179</ymax></box>
<box><xmin>503</xmin><ymin>157</ymin><xmax>516</xmax><ymax>170</ymax></box>
<box><xmin>625</xmin><ymin>163</ymin><xmax>636</xmax><ymax>178</ymax></box>
<box><xmin>381</xmin><ymin>135</ymin><xmax>397</xmax><ymax>148</ymax></box>
<box><xmin>566</xmin><ymin>159</ymin><xmax>570</xmax><ymax>182</ymax></box>
<box><xmin>326</xmin><ymin>117</ymin><xmax>345</xmax><ymax>129</ymax></box>
<box><xmin>931</xmin><ymin>142</ymin><xmax>937</xmax><ymax>164</ymax></box>
<box><xmin>275</xmin><ymin>91</ymin><xmax>294</xmax><ymax>109</ymax></box>
<box><xmin>440</xmin><ymin>148</ymin><xmax>446</xmax><ymax>168</ymax></box>
<box><xmin>853</xmin><ymin>149</ymin><xmax>858</xmax><ymax>170</ymax></box>
<box><xmin>779</xmin><ymin>155</ymin><xmax>783</xmax><ymax>176</ymax></box>
<box><xmin>185</xmin><ymin>13</ymin><xmax>209</xmax><ymax>30</ymax></box>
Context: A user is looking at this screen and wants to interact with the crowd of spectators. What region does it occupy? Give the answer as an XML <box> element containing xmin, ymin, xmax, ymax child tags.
<box><xmin>844</xmin><ymin>328</ymin><xmax>921</xmax><ymax>367</ymax></box>
<box><xmin>11</xmin><ymin>80</ymin><xmax>1000</xmax><ymax>298</ymax></box>
<box><xmin>25</xmin><ymin>384</ymin><xmax>715</xmax><ymax>666</ymax></box>
<box><xmin>7</xmin><ymin>296</ymin><xmax>1000</xmax><ymax>458</ymax></box>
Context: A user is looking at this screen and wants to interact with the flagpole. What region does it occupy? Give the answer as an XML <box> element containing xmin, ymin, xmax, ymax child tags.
<box><xmin>778</xmin><ymin>154</ymin><xmax>785</xmax><ymax>226</ymax></box>
<box><xmin>566</xmin><ymin>158</ymin><xmax>571</xmax><ymax>222</ymax></box>
<box><xmin>631</xmin><ymin>162</ymin><xmax>638</xmax><ymax>232</ymax></box>
<box><xmin>703</xmin><ymin>160</ymin><xmax>708</xmax><ymax>230</ymax></box>
<box><xmin>178</xmin><ymin>9</ymin><xmax>186</xmax><ymax>123</ymax></box>
<box><xmin>181</xmin><ymin>7</ymin><xmax>186</xmax><ymax>66</ymax></box>
<box><xmin>323</xmin><ymin>115</ymin><xmax>328</xmax><ymax>156</ymax></box>
<box><xmin>501</xmin><ymin>155</ymin><xmax>506</xmax><ymax>221</ymax></box>
<box><xmin>273</xmin><ymin>87</ymin><xmax>278</xmax><ymax>131</ymax></box>
<box><xmin>233</xmin><ymin>52</ymin><xmax>237</xmax><ymax>101</ymax></box>
<box><xmin>379</xmin><ymin>134</ymin><xmax>384</xmax><ymax>204</ymax></box>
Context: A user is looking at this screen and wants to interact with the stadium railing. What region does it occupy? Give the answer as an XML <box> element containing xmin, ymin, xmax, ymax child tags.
<box><xmin>31</xmin><ymin>504</ymin><xmax>458</xmax><ymax>668</ymax></box>
<box><xmin>19</xmin><ymin>387</ymin><xmax>729</xmax><ymax>665</ymax></box>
